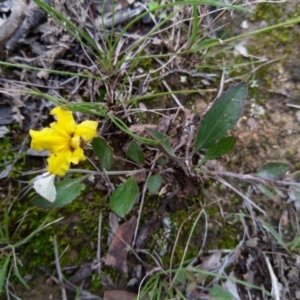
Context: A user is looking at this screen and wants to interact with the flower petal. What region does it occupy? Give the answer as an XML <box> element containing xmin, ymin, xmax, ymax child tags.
<box><xmin>30</xmin><ymin>128</ymin><xmax>68</xmax><ymax>152</ymax></box>
<box><xmin>71</xmin><ymin>147</ymin><xmax>86</xmax><ymax>164</ymax></box>
<box><xmin>70</xmin><ymin>136</ymin><xmax>86</xmax><ymax>164</ymax></box>
<box><xmin>74</xmin><ymin>120</ymin><xmax>98</xmax><ymax>142</ymax></box>
<box><xmin>50</xmin><ymin>107</ymin><xmax>76</xmax><ymax>137</ymax></box>
<box><xmin>33</xmin><ymin>172</ymin><xmax>56</xmax><ymax>203</ymax></box>
<box><xmin>47</xmin><ymin>148</ymin><xmax>72</xmax><ymax>177</ymax></box>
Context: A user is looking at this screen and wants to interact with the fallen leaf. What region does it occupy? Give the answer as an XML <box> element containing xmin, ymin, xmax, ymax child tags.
<box><xmin>234</xmin><ymin>43</ymin><xmax>249</xmax><ymax>57</ymax></box>
<box><xmin>108</xmin><ymin>212</ymin><xmax>120</xmax><ymax>244</ymax></box>
<box><xmin>198</xmin><ymin>250</ymin><xmax>221</xmax><ymax>270</ymax></box>
<box><xmin>195</xmin><ymin>251</ymin><xmax>221</xmax><ymax>284</ymax></box>
<box><xmin>105</xmin><ymin>216</ymin><xmax>137</xmax><ymax>274</ymax></box>
<box><xmin>69</xmin><ymin>263</ymin><xmax>93</xmax><ymax>284</ymax></box>
<box><xmin>104</xmin><ymin>290</ymin><xmax>137</xmax><ymax>300</ymax></box>
<box><xmin>135</xmin><ymin>220</ymin><xmax>155</xmax><ymax>249</ymax></box>
<box><xmin>0</xmin><ymin>125</ymin><xmax>9</xmax><ymax>137</ymax></box>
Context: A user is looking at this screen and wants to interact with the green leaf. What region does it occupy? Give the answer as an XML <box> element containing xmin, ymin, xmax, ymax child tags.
<box><xmin>194</xmin><ymin>83</ymin><xmax>247</xmax><ymax>152</ymax></box>
<box><xmin>12</xmin><ymin>263</ymin><xmax>29</xmax><ymax>289</ymax></box>
<box><xmin>0</xmin><ymin>254</ymin><xmax>11</xmax><ymax>294</ymax></box>
<box><xmin>32</xmin><ymin>178</ymin><xmax>85</xmax><ymax>208</ymax></box>
<box><xmin>191</xmin><ymin>38</ymin><xmax>220</xmax><ymax>51</ymax></box>
<box><xmin>92</xmin><ymin>137</ymin><xmax>113</xmax><ymax>170</ymax></box>
<box><xmin>256</xmin><ymin>162</ymin><xmax>289</xmax><ymax>180</ymax></box>
<box><xmin>110</xmin><ymin>178</ymin><xmax>139</xmax><ymax>218</ymax></box>
<box><xmin>172</xmin><ymin>268</ymin><xmax>187</xmax><ymax>286</ymax></box>
<box><xmin>148</xmin><ymin>1</ymin><xmax>159</xmax><ymax>10</ymax></box>
<box><xmin>186</xmin><ymin>281</ymin><xmax>197</xmax><ymax>294</ymax></box>
<box><xmin>209</xmin><ymin>285</ymin><xmax>233</xmax><ymax>300</ymax></box>
<box><xmin>201</xmin><ymin>137</ymin><xmax>236</xmax><ymax>164</ymax></box>
<box><xmin>185</xmin><ymin>270</ymin><xmax>195</xmax><ymax>282</ymax></box>
<box><xmin>147</xmin><ymin>174</ymin><xmax>163</xmax><ymax>194</ymax></box>
<box><xmin>287</xmin><ymin>235</ymin><xmax>300</xmax><ymax>251</ymax></box>
<box><xmin>274</xmin><ymin>188</ymin><xmax>285</xmax><ymax>198</ymax></box>
<box><xmin>146</xmin><ymin>128</ymin><xmax>175</xmax><ymax>157</ymax></box>
<box><xmin>256</xmin><ymin>184</ymin><xmax>278</xmax><ymax>201</ymax></box>
<box><xmin>262</xmin><ymin>222</ymin><xmax>290</xmax><ymax>253</ymax></box>
<box><xmin>126</xmin><ymin>140</ymin><xmax>144</xmax><ymax>165</ymax></box>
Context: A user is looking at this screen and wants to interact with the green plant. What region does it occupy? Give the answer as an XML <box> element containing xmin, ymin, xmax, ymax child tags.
<box><xmin>0</xmin><ymin>0</ymin><xmax>299</xmax><ymax>298</ymax></box>
<box><xmin>136</xmin><ymin>209</ymin><xmax>272</xmax><ymax>299</ymax></box>
<box><xmin>27</xmin><ymin>83</ymin><xmax>247</xmax><ymax>217</ymax></box>
<box><xmin>0</xmin><ymin>206</ymin><xmax>62</xmax><ymax>294</ymax></box>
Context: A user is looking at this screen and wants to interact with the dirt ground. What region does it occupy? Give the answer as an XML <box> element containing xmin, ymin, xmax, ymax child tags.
<box><xmin>1</xmin><ymin>0</ymin><xmax>300</xmax><ymax>299</ymax></box>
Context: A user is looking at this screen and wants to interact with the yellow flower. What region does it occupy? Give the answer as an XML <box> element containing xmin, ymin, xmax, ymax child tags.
<box><xmin>30</xmin><ymin>107</ymin><xmax>98</xmax><ymax>177</ymax></box>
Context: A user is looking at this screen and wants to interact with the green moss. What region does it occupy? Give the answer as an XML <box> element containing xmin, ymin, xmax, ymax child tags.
<box><xmin>218</xmin><ymin>222</ymin><xmax>238</xmax><ymax>249</ymax></box>
<box><xmin>89</xmin><ymin>273</ymin><xmax>102</xmax><ymax>294</ymax></box>
<box><xmin>252</xmin><ymin>3</ymin><xmax>282</xmax><ymax>21</ymax></box>
<box><xmin>205</xmin><ymin>205</ymin><xmax>218</xmax><ymax>218</ymax></box>
<box><xmin>0</xmin><ymin>174</ymin><xmax>110</xmax><ymax>281</ymax></box>
<box><xmin>1</xmin><ymin>136</ymin><xmax>11</xmax><ymax>150</ymax></box>
<box><xmin>206</xmin><ymin>216</ymin><xmax>239</xmax><ymax>250</ymax></box>
<box><xmin>230</xmin><ymin>196</ymin><xmax>239</xmax><ymax>205</ymax></box>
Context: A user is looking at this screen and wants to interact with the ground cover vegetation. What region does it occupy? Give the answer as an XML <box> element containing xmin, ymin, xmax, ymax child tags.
<box><xmin>1</xmin><ymin>0</ymin><xmax>300</xmax><ymax>299</ymax></box>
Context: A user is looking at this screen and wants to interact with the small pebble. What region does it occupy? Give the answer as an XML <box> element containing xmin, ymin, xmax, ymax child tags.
<box><xmin>240</xmin><ymin>20</ymin><xmax>249</xmax><ymax>29</ymax></box>
<box><xmin>180</xmin><ymin>76</ymin><xmax>187</xmax><ymax>83</ymax></box>
<box><xmin>295</xmin><ymin>110</ymin><xmax>300</xmax><ymax>123</ymax></box>
<box><xmin>23</xmin><ymin>274</ymin><xmax>34</xmax><ymax>282</ymax></box>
